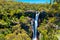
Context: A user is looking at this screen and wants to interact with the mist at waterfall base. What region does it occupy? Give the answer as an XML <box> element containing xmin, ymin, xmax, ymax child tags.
<box><xmin>31</xmin><ymin>12</ymin><xmax>40</xmax><ymax>40</ymax></box>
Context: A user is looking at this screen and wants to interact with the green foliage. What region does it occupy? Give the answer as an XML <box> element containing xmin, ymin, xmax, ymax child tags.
<box><xmin>38</xmin><ymin>18</ymin><xmax>59</xmax><ymax>40</ymax></box>
<box><xmin>5</xmin><ymin>33</ymin><xmax>31</xmax><ymax>40</ymax></box>
<box><xmin>0</xmin><ymin>34</ymin><xmax>5</xmax><ymax>40</ymax></box>
<box><xmin>0</xmin><ymin>0</ymin><xmax>60</xmax><ymax>40</ymax></box>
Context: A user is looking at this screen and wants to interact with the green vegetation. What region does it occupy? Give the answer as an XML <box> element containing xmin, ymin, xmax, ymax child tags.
<box><xmin>0</xmin><ymin>0</ymin><xmax>60</xmax><ymax>40</ymax></box>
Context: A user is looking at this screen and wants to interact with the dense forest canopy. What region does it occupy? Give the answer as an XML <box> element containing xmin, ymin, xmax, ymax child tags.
<box><xmin>0</xmin><ymin>0</ymin><xmax>60</xmax><ymax>40</ymax></box>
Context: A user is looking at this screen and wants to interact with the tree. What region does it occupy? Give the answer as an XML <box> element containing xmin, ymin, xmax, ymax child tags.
<box><xmin>53</xmin><ymin>0</ymin><xmax>60</xmax><ymax>3</ymax></box>
<box><xmin>50</xmin><ymin>0</ymin><xmax>54</xmax><ymax>4</ymax></box>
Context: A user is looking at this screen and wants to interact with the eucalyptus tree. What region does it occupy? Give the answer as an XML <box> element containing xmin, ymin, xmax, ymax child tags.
<box><xmin>53</xmin><ymin>0</ymin><xmax>60</xmax><ymax>3</ymax></box>
<box><xmin>50</xmin><ymin>0</ymin><xmax>54</xmax><ymax>4</ymax></box>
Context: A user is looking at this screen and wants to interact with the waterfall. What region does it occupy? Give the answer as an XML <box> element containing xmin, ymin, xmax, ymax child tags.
<box><xmin>31</xmin><ymin>11</ymin><xmax>40</xmax><ymax>40</ymax></box>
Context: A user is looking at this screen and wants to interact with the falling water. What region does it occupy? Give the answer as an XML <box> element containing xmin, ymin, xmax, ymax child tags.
<box><xmin>31</xmin><ymin>11</ymin><xmax>40</xmax><ymax>40</ymax></box>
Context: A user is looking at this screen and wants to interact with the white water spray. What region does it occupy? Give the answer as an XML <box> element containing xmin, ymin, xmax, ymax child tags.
<box><xmin>31</xmin><ymin>11</ymin><xmax>40</xmax><ymax>40</ymax></box>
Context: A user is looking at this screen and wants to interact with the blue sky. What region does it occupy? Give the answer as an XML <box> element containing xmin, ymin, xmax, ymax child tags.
<box><xmin>16</xmin><ymin>0</ymin><xmax>50</xmax><ymax>4</ymax></box>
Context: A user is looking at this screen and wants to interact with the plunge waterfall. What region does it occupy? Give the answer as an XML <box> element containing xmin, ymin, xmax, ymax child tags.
<box><xmin>31</xmin><ymin>11</ymin><xmax>40</xmax><ymax>40</ymax></box>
